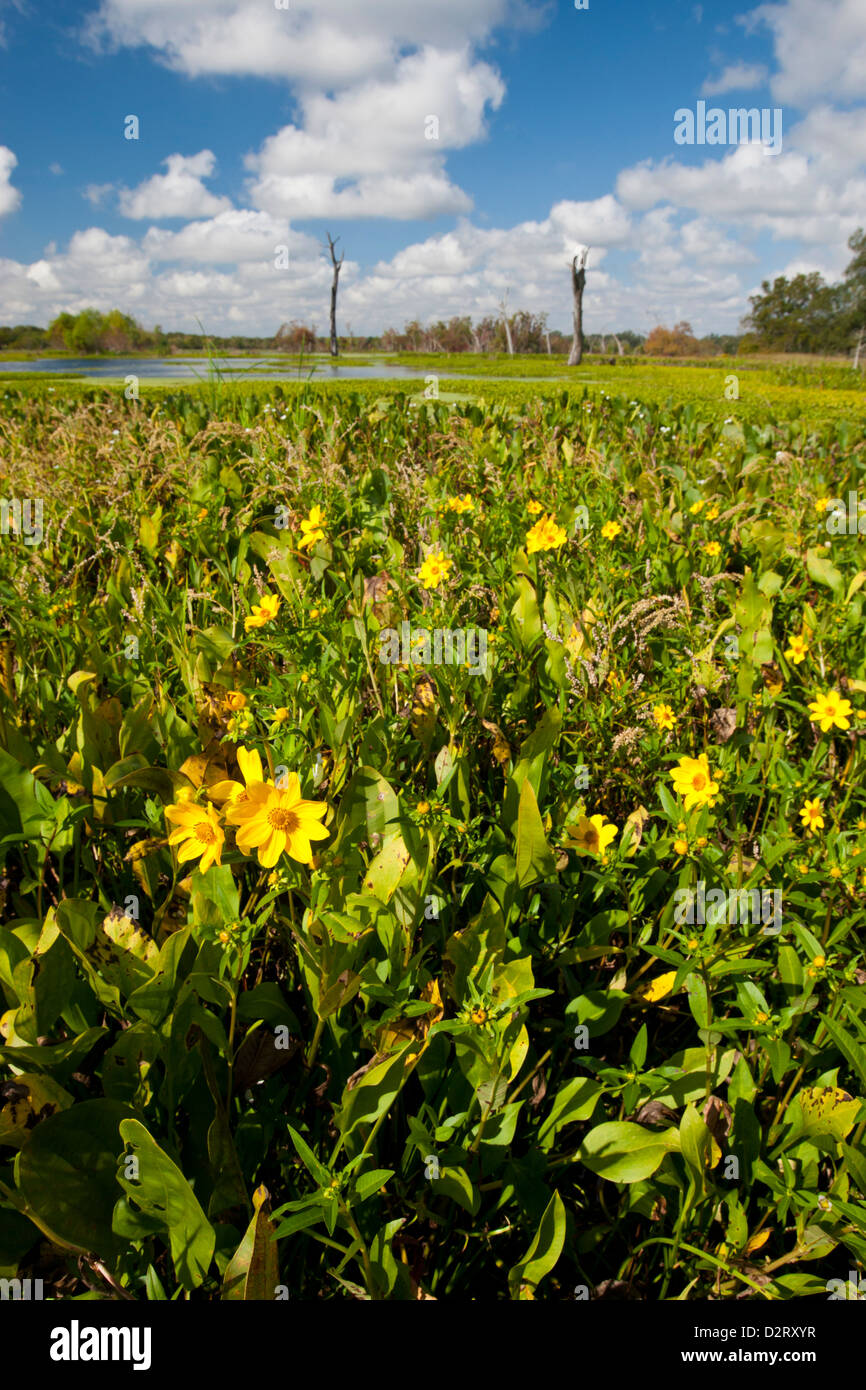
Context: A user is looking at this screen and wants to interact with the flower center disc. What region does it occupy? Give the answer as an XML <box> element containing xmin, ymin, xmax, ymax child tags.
<box><xmin>195</xmin><ymin>823</ymin><xmax>216</xmax><ymax>844</ymax></box>
<box><xmin>268</xmin><ymin>808</ymin><xmax>299</xmax><ymax>834</ymax></box>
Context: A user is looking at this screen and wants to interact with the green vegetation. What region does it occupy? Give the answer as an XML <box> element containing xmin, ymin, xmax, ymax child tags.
<box><xmin>743</xmin><ymin>229</ymin><xmax>866</xmax><ymax>356</ymax></box>
<box><xmin>0</xmin><ymin>378</ymin><xmax>864</xmax><ymax>1302</ymax></box>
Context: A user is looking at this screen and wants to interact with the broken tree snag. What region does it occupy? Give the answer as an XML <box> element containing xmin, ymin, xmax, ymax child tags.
<box><xmin>325</xmin><ymin>231</ymin><xmax>345</xmax><ymax>358</ymax></box>
<box><xmin>499</xmin><ymin>296</ymin><xmax>514</xmax><ymax>356</ymax></box>
<box><xmin>568</xmin><ymin>246</ymin><xmax>590</xmax><ymax>367</ymax></box>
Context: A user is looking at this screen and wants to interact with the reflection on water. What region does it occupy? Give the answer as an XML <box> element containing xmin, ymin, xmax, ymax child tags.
<box><xmin>0</xmin><ymin>356</ymin><xmax>569</xmax><ymax>384</ymax></box>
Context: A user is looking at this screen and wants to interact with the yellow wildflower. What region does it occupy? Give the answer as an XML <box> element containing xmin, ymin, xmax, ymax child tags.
<box><xmin>226</xmin><ymin>773</ymin><xmax>329</xmax><ymax>868</ymax></box>
<box><xmin>784</xmin><ymin>633</ymin><xmax>810</xmax><ymax>665</ymax></box>
<box><xmin>164</xmin><ymin>801</ymin><xmax>224</xmax><ymax>873</ymax></box>
<box><xmin>799</xmin><ymin>798</ymin><xmax>824</xmax><ymax>835</ymax></box>
<box><xmin>808</xmin><ymin>690</ymin><xmax>854</xmax><ymax>732</ymax></box>
<box><xmin>526</xmin><ymin>514</ymin><xmax>568</xmax><ymax>553</ymax></box>
<box><xmin>566</xmin><ymin>813</ymin><xmax>618</xmax><ymax>857</ymax></box>
<box><xmin>417</xmin><ymin>551</ymin><xmax>452</xmax><ymax>589</ymax></box>
<box><xmin>670</xmin><ymin>753</ymin><xmax>720</xmax><ymax>811</ymax></box>
<box><xmin>245</xmin><ymin>593</ymin><xmax>281</xmax><ymax>632</ymax></box>
<box><xmin>653</xmin><ymin>703</ymin><xmax>676</xmax><ymax>732</ymax></box>
<box><xmin>298</xmin><ymin>504</ymin><xmax>326</xmax><ymax>551</ymax></box>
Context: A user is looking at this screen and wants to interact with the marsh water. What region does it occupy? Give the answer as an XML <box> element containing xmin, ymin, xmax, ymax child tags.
<box><xmin>0</xmin><ymin>356</ymin><xmax>573</xmax><ymax>384</ymax></box>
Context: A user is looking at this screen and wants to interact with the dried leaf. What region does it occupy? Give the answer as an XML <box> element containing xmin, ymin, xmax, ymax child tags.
<box><xmin>481</xmin><ymin>718</ymin><xmax>512</xmax><ymax>768</ymax></box>
<box><xmin>710</xmin><ymin>707</ymin><xmax>737</xmax><ymax>741</ymax></box>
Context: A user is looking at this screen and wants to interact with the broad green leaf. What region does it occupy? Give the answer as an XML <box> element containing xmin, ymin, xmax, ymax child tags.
<box><xmin>820</xmin><ymin>1015</ymin><xmax>866</xmax><ymax>1091</ymax></box>
<box><xmin>337</xmin><ymin>1044</ymin><xmax>419</xmax><ymax>1139</ymax></box>
<box><xmin>117</xmin><ymin>1118</ymin><xmax>215</xmax><ymax>1290</ymax></box>
<box><xmin>362</xmin><ymin>833</ymin><xmax>411</xmax><ymax>904</ymax></box>
<box><xmin>515</xmin><ymin>779</ymin><xmax>556</xmax><ymax>887</ymax></box>
<box><xmin>430</xmin><ymin>1166</ymin><xmax>479</xmax><ymax>1216</ymax></box>
<box><xmin>538</xmin><ymin>1078</ymin><xmax>604</xmax><ymax>1148</ymax></box>
<box><xmin>805</xmin><ymin>546</ymin><xmax>843</xmax><ymax>597</ymax></box>
<box><xmin>17</xmin><ymin>1099</ymin><xmax>135</xmax><ymax>1257</ymax></box>
<box><xmin>508</xmin><ymin>1191</ymin><xmax>566</xmax><ymax>1299</ymax></box>
<box><xmin>577</xmin><ymin>1121</ymin><xmax>680</xmax><ymax>1183</ymax></box>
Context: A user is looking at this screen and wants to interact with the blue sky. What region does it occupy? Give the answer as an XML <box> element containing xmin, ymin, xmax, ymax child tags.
<box><xmin>0</xmin><ymin>0</ymin><xmax>863</xmax><ymax>336</ymax></box>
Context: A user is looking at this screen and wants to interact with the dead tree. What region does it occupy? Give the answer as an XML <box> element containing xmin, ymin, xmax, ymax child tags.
<box><xmin>568</xmin><ymin>246</ymin><xmax>589</xmax><ymax>366</ymax></box>
<box><xmin>854</xmin><ymin>325</ymin><xmax>865</xmax><ymax>370</ymax></box>
<box><xmin>325</xmin><ymin>232</ymin><xmax>344</xmax><ymax>358</ymax></box>
<box><xmin>499</xmin><ymin>296</ymin><xmax>514</xmax><ymax>356</ymax></box>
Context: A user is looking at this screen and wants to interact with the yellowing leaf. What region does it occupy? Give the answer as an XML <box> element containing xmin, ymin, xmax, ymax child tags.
<box><xmin>0</xmin><ymin>1073</ymin><xmax>73</xmax><ymax>1148</ymax></box>
<box><xmin>102</xmin><ymin>914</ymin><xmax>159</xmax><ymax>968</ymax></box>
<box><xmin>794</xmin><ymin>1086</ymin><xmax>860</xmax><ymax>1140</ymax></box>
<box><xmin>481</xmin><ymin>718</ymin><xmax>512</xmax><ymax>769</ymax></box>
<box><xmin>745</xmin><ymin>1229</ymin><xmax>771</xmax><ymax>1255</ymax></box>
<box><xmin>621</xmin><ymin>805</ymin><xmax>650</xmax><ymax>856</ymax></box>
<box><xmin>640</xmin><ymin>971</ymin><xmax>677</xmax><ymax>1003</ymax></box>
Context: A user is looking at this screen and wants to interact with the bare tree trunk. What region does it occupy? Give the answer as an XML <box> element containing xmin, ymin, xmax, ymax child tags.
<box><xmin>325</xmin><ymin>232</ymin><xmax>344</xmax><ymax>358</ymax></box>
<box><xmin>568</xmin><ymin>247</ymin><xmax>589</xmax><ymax>367</ymax></box>
<box><xmin>613</xmin><ymin>333</ymin><xmax>624</xmax><ymax>356</ymax></box>
<box><xmin>545</xmin><ymin>330</ymin><xmax>552</xmax><ymax>355</ymax></box>
<box><xmin>499</xmin><ymin>297</ymin><xmax>514</xmax><ymax>356</ymax></box>
<box><xmin>599</xmin><ymin>333</ymin><xmax>606</xmax><ymax>354</ymax></box>
<box><xmin>854</xmin><ymin>325</ymin><xmax>865</xmax><ymax>370</ymax></box>
<box><xmin>471</xmin><ymin>326</ymin><xmax>482</xmax><ymax>353</ymax></box>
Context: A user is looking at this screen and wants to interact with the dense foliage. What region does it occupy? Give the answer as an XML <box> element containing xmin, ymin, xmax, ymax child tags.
<box><xmin>743</xmin><ymin>229</ymin><xmax>866</xmax><ymax>357</ymax></box>
<box><xmin>0</xmin><ymin>379</ymin><xmax>864</xmax><ymax>1301</ymax></box>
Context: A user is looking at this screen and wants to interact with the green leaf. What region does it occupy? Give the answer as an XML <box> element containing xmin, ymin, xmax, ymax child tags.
<box><xmin>117</xmin><ymin>1118</ymin><xmax>215</xmax><ymax>1290</ymax></box>
<box><xmin>510</xmin><ymin>574</ymin><xmax>542</xmax><ymax>651</ymax></box>
<box><xmin>354</xmin><ymin>1168</ymin><xmax>394</xmax><ymax>1204</ymax></box>
<box><xmin>337</xmin><ymin>1045</ymin><xmax>419</xmax><ymax>1140</ymax></box>
<box><xmin>361</xmin><ymin>833</ymin><xmax>411</xmax><ymax>904</ymax></box>
<box><xmin>430</xmin><ymin>1166</ymin><xmax>479</xmax><ymax>1216</ymax></box>
<box><xmin>514</xmin><ymin>779</ymin><xmax>556</xmax><ymax>887</ymax></box>
<box><xmin>16</xmin><ymin>1099</ymin><xmax>135</xmax><ymax>1258</ymax></box>
<box><xmin>805</xmin><ymin>546</ymin><xmax>843</xmax><ymax>597</ymax></box>
<box><xmin>287</xmin><ymin>1125</ymin><xmax>331</xmax><ymax>1187</ymax></box>
<box><xmin>190</xmin><ymin>863</ymin><xmax>240</xmax><ymax>929</ymax></box>
<box><xmin>538</xmin><ymin>1078</ymin><xmax>604</xmax><ymax>1149</ymax></box>
<box><xmin>508</xmin><ymin>1191</ymin><xmax>566</xmax><ymax>1299</ymax></box>
<box><xmin>577</xmin><ymin>1121</ymin><xmax>680</xmax><ymax>1183</ymax></box>
<box><xmin>820</xmin><ymin>1014</ymin><xmax>866</xmax><ymax>1090</ymax></box>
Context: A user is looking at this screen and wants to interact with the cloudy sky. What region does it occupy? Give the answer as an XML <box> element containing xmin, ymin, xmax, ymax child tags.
<box><xmin>0</xmin><ymin>0</ymin><xmax>864</xmax><ymax>337</ymax></box>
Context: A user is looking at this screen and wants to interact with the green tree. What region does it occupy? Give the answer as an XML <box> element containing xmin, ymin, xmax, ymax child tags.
<box><xmin>742</xmin><ymin>273</ymin><xmax>845</xmax><ymax>353</ymax></box>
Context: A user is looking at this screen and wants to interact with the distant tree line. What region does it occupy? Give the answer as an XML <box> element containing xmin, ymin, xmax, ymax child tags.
<box><xmin>741</xmin><ymin>228</ymin><xmax>866</xmax><ymax>358</ymax></box>
<box><xmin>2</xmin><ymin>232</ymin><xmax>864</xmax><ymax>364</ymax></box>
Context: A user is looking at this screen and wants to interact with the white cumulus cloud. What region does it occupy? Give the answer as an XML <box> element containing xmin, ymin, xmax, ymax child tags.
<box><xmin>0</xmin><ymin>146</ymin><xmax>21</xmax><ymax>217</ymax></box>
<box><xmin>118</xmin><ymin>151</ymin><xmax>233</xmax><ymax>220</ymax></box>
